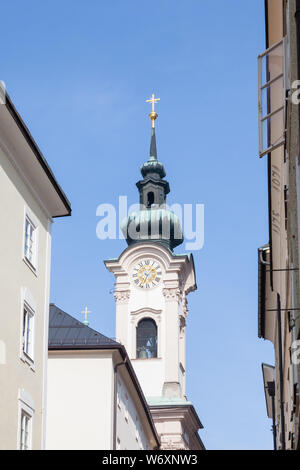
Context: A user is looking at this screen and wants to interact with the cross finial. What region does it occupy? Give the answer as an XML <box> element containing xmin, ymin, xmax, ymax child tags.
<box><xmin>146</xmin><ymin>93</ymin><xmax>160</xmax><ymax>128</ymax></box>
<box><xmin>81</xmin><ymin>306</ymin><xmax>91</xmax><ymax>326</ymax></box>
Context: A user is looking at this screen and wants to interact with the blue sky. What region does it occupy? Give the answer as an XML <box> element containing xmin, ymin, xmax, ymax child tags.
<box><xmin>1</xmin><ymin>0</ymin><xmax>274</xmax><ymax>449</ymax></box>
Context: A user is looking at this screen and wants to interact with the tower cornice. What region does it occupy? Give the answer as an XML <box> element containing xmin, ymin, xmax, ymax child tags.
<box><xmin>104</xmin><ymin>242</ymin><xmax>197</xmax><ymax>295</ymax></box>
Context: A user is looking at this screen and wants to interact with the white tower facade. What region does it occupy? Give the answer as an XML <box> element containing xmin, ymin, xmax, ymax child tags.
<box><xmin>105</xmin><ymin>97</ymin><xmax>205</xmax><ymax>450</ymax></box>
<box><xmin>105</xmin><ymin>243</ymin><xmax>196</xmax><ymax>399</ymax></box>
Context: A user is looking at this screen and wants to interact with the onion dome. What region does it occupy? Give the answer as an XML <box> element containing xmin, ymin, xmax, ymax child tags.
<box><xmin>121</xmin><ymin>208</ymin><xmax>183</xmax><ymax>251</ymax></box>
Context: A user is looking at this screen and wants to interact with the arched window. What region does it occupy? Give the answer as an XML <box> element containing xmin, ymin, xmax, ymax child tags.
<box><xmin>136</xmin><ymin>318</ymin><xmax>157</xmax><ymax>359</ymax></box>
<box><xmin>147</xmin><ymin>192</ymin><xmax>155</xmax><ymax>208</ymax></box>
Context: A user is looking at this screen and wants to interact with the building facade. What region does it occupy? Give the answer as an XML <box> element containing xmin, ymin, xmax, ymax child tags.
<box><xmin>46</xmin><ymin>304</ymin><xmax>159</xmax><ymax>450</ymax></box>
<box><xmin>0</xmin><ymin>93</ymin><xmax>71</xmax><ymax>449</ymax></box>
<box><xmin>257</xmin><ymin>0</ymin><xmax>300</xmax><ymax>450</ymax></box>
<box><xmin>105</xmin><ymin>99</ymin><xmax>205</xmax><ymax>450</ymax></box>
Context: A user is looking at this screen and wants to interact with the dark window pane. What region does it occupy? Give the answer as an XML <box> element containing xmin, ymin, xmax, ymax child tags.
<box><xmin>137</xmin><ymin>318</ymin><xmax>157</xmax><ymax>358</ymax></box>
<box><xmin>147</xmin><ymin>192</ymin><xmax>155</xmax><ymax>208</ymax></box>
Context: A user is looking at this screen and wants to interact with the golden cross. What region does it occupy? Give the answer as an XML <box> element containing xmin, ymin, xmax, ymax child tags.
<box><xmin>146</xmin><ymin>93</ymin><xmax>160</xmax><ymax>128</ymax></box>
<box><xmin>146</xmin><ymin>93</ymin><xmax>160</xmax><ymax>112</ymax></box>
<box><xmin>81</xmin><ymin>306</ymin><xmax>91</xmax><ymax>325</ymax></box>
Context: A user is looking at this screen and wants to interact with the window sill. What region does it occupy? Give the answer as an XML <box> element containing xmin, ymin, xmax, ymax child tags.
<box><xmin>23</xmin><ymin>257</ymin><xmax>37</xmax><ymax>277</ymax></box>
<box><xmin>20</xmin><ymin>353</ymin><xmax>35</xmax><ymax>372</ymax></box>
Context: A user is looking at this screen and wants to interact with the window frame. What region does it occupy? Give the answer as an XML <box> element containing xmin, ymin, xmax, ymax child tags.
<box><xmin>19</xmin><ymin>290</ymin><xmax>36</xmax><ymax>369</ymax></box>
<box><xmin>124</xmin><ymin>392</ymin><xmax>129</xmax><ymax>422</ymax></box>
<box><xmin>258</xmin><ymin>37</ymin><xmax>286</xmax><ymax>158</ymax></box>
<box><xmin>23</xmin><ymin>209</ymin><xmax>39</xmax><ymax>273</ymax></box>
<box><xmin>130</xmin><ymin>308</ymin><xmax>162</xmax><ymax>360</ymax></box>
<box><xmin>18</xmin><ymin>390</ymin><xmax>34</xmax><ymax>450</ymax></box>
<box><xmin>20</xmin><ymin>410</ymin><xmax>31</xmax><ymax>450</ymax></box>
<box><xmin>117</xmin><ymin>379</ymin><xmax>121</xmax><ymax>409</ymax></box>
<box><xmin>22</xmin><ymin>302</ymin><xmax>34</xmax><ymax>362</ymax></box>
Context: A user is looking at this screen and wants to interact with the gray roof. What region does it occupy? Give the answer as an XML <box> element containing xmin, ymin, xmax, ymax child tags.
<box><xmin>49</xmin><ymin>304</ymin><xmax>119</xmax><ymax>349</ymax></box>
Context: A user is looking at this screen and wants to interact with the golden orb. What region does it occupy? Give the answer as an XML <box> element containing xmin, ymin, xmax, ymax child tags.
<box><xmin>149</xmin><ymin>111</ymin><xmax>158</xmax><ymax>125</ymax></box>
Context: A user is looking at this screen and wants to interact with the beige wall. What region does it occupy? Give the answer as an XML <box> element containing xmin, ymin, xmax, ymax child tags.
<box><xmin>0</xmin><ymin>144</ymin><xmax>52</xmax><ymax>449</ymax></box>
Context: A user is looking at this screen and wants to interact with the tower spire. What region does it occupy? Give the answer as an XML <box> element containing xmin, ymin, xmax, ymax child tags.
<box><xmin>146</xmin><ymin>94</ymin><xmax>159</xmax><ymax>160</ymax></box>
<box><xmin>149</xmin><ymin>127</ymin><xmax>157</xmax><ymax>160</ymax></box>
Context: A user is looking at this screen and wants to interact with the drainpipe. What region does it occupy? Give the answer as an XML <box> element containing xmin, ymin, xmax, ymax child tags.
<box><xmin>267</xmin><ymin>381</ymin><xmax>277</xmax><ymax>450</ymax></box>
<box><xmin>296</xmin><ymin>0</ymin><xmax>300</xmax><ymax>147</ymax></box>
<box><xmin>295</xmin><ymin>0</ymin><xmax>300</xmax><ymax>449</ymax></box>
<box><xmin>113</xmin><ymin>357</ymin><xmax>127</xmax><ymax>450</ymax></box>
<box><xmin>277</xmin><ymin>294</ymin><xmax>286</xmax><ymax>450</ymax></box>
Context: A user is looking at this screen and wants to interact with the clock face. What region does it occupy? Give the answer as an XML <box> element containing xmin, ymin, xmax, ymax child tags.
<box><xmin>132</xmin><ymin>259</ymin><xmax>162</xmax><ymax>289</ymax></box>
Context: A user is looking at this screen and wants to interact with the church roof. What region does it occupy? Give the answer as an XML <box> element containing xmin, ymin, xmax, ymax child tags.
<box><xmin>48</xmin><ymin>304</ymin><xmax>119</xmax><ymax>348</ymax></box>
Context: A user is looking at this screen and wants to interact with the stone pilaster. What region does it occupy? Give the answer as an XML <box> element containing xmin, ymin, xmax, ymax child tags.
<box><xmin>162</xmin><ymin>287</ymin><xmax>182</xmax><ymax>397</ymax></box>
<box><xmin>114</xmin><ymin>290</ymin><xmax>130</xmax><ymax>346</ymax></box>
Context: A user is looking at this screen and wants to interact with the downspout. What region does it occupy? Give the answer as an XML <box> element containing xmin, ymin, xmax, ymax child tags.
<box><xmin>296</xmin><ymin>0</ymin><xmax>300</xmax><ymax>149</ymax></box>
<box><xmin>295</xmin><ymin>0</ymin><xmax>300</xmax><ymax>450</ymax></box>
<box><xmin>264</xmin><ymin>0</ymin><xmax>275</xmax><ymax>292</ymax></box>
<box><xmin>267</xmin><ymin>381</ymin><xmax>277</xmax><ymax>450</ymax></box>
<box><xmin>113</xmin><ymin>357</ymin><xmax>127</xmax><ymax>450</ymax></box>
<box><xmin>277</xmin><ymin>294</ymin><xmax>286</xmax><ymax>450</ymax></box>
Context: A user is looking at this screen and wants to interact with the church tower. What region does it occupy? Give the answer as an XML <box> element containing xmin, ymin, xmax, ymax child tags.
<box><xmin>105</xmin><ymin>95</ymin><xmax>204</xmax><ymax>450</ymax></box>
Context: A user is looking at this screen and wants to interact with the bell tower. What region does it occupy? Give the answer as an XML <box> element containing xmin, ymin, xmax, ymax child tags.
<box><xmin>105</xmin><ymin>95</ymin><xmax>205</xmax><ymax>450</ymax></box>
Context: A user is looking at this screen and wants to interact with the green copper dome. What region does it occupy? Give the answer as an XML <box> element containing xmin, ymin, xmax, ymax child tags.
<box><xmin>121</xmin><ymin>208</ymin><xmax>183</xmax><ymax>251</ymax></box>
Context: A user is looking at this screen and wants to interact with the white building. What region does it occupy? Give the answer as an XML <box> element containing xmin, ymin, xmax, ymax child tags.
<box><xmin>105</xmin><ymin>100</ymin><xmax>205</xmax><ymax>450</ymax></box>
<box><xmin>0</xmin><ymin>92</ymin><xmax>71</xmax><ymax>450</ymax></box>
<box><xmin>46</xmin><ymin>304</ymin><xmax>159</xmax><ymax>450</ymax></box>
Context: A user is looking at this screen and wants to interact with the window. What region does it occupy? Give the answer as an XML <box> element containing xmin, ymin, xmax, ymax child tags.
<box><xmin>147</xmin><ymin>191</ymin><xmax>155</xmax><ymax>208</ymax></box>
<box><xmin>18</xmin><ymin>390</ymin><xmax>34</xmax><ymax>451</ymax></box>
<box><xmin>258</xmin><ymin>38</ymin><xmax>286</xmax><ymax>157</ymax></box>
<box><xmin>20</xmin><ymin>410</ymin><xmax>31</xmax><ymax>450</ymax></box>
<box><xmin>136</xmin><ymin>318</ymin><xmax>157</xmax><ymax>358</ymax></box>
<box><xmin>135</xmin><ymin>416</ymin><xmax>140</xmax><ymax>442</ymax></box>
<box><xmin>20</xmin><ymin>289</ymin><xmax>36</xmax><ymax>368</ymax></box>
<box><xmin>117</xmin><ymin>380</ymin><xmax>121</xmax><ymax>409</ymax></box>
<box><xmin>22</xmin><ymin>303</ymin><xmax>34</xmax><ymax>361</ymax></box>
<box><xmin>116</xmin><ymin>437</ymin><xmax>121</xmax><ymax>450</ymax></box>
<box><xmin>124</xmin><ymin>392</ymin><xmax>129</xmax><ymax>422</ymax></box>
<box><xmin>24</xmin><ymin>215</ymin><xmax>37</xmax><ymax>268</ymax></box>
